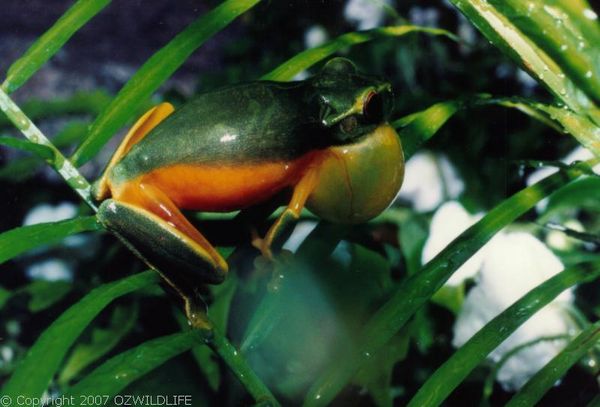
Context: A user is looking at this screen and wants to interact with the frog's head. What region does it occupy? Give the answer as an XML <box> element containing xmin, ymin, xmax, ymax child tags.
<box><xmin>310</xmin><ymin>57</ymin><xmax>394</xmax><ymax>143</ymax></box>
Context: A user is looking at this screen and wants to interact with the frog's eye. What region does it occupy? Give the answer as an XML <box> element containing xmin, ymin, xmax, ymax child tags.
<box><xmin>339</xmin><ymin>115</ymin><xmax>358</xmax><ymax>134</ymax></box>
<box><xmin>363</xmin><ymin>92</ymin><xmax>384</xmax><ymax>123</ymax></box>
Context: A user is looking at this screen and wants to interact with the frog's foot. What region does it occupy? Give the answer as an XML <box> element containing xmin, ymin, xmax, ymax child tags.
<box><xmin>250</xmin><ymin>228</ymin><xmax>273</xmax><ymax>260</ymax></box>
<box><xmin>253</xmin><ymin>167</ymin><xmax>320</xmax><ymax>260</ymax></box>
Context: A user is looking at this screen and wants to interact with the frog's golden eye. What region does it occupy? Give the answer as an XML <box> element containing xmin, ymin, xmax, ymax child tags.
<box><xmin>339</xmin><ymin>115</ymin><xmax>358</xmax><ymax>134</ymax></box>
<box><xmin>363</xmin><ymin>91</ymin><xmax>384</xmax><ymax>123</ymax></box>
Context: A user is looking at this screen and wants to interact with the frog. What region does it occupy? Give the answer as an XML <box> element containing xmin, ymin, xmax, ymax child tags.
<box><xmin>94</xmin><ymin>58</ymin><xmax>404</xmax><ymax>327</ymax></box>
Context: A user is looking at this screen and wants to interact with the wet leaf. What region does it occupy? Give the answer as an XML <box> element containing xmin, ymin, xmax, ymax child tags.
<box><xmin>0</xmin><ymin>217</ymin><xmax>101</xmax><ymax>264</ymax></box>
<box><xmin>262</xmin><ymin>25</ymin><xmax>457</xmax><ymax>81</ymax></box>
<box><xmin>1</xmin><ymin>271</ymin><xmax>159</xmax><ymax>403</ymax></box>
<box><xmin>407</xmin><ymin>261</ymin><xmax>600</xmax><ymax>407</ymax></box>
<box><xmin>64</xmin><ymin>330</ymin><xmax>205</xmax><ymax>399</ymax></box>
<box><xmin>507</xmin><ymin>320</ymin><xmax>600</xmax><ymax>407</ymax></box>
<box><xmin>304</xmin><ymin>161</ymin><xmax>588</xmax><ymax>406</ymax></box>
<box><xmin>58</xmin><ymin>304</ymin><xmax>139</xmax><ymax>385</ymax></box>
<box><xmin>2</xmin><ymin>0</ymin><xmax>111</xmax><ymax>93</ymax></box>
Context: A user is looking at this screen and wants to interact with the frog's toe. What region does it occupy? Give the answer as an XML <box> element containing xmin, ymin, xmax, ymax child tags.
<box><xmin>97</xmin><ymin>200</ymin><xmax>227</xmax><ymax>284</ymax></box>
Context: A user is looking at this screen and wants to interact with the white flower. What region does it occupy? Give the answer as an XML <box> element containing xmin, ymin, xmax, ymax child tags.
<box><xmin>396</xmin><ymin>151</ymin><xmax>464</xmax><ymax>212</ymax></box>
<box><xmin>23</xmin><ymin>202</ymin><xmax>77</xmax><ymax>225</ymax></box>
<box><xmin>452</xmin><ymin>232</ymin><xmax>575</xmax><ymax>391</ymax></box>
<box><xmin>304</xmin><ymin>25</ymin><xmax>328</xmax><ymax>49</ymax></box>
<box><xmin>421</xmin><ymin>201</ymin><xmax>484</xmax><ymax>286</ymax></box>
<box><xmin>344</xmin><ymin>0</ymin><xmax>392</xmax><ymax>30</ymax></box>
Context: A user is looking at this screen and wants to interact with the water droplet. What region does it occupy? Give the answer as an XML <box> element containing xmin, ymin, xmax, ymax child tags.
<box><xmin>560</xmin><ymin>88</ymin><xmax>567</xmax><ymax>96</ymax></box>
<box><xmin>364</xmin><ymin>352</ymin><xmax>371</xmax><ymax>358</ymax></box>
<box><xmin>560</xmin><ymin>44</ymin><xmax>568</xmax><ymax>51</ymax></box>
<box><xmin>539</xmin><ymin>73</ymin><xmax>544</xmax><ymax>80</ymax></box>
<box><xmin>585</xmin><ymin>70</ymin><xmax>593</xmax><ymax>78</ymax></box>
<box><xmin>578</xmin><ymin>41</ymin><xmax>586</xmax><ymax>50</ymax></box>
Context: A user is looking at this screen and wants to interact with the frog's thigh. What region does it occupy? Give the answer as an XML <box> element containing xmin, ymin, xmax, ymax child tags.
<box><xmin>98</xmin><ymin>182</ymin><xmax>228</xmax><ymax>284</ymax></box>
<box><xmin>95</xmin><ymin>103</ymin><xmax>175</xmax><ymax>200</ymax></box>
<box><xmin>255</xmin><ymin>167</ymin><xmax>320</xmax><ymax>257</ymax></box>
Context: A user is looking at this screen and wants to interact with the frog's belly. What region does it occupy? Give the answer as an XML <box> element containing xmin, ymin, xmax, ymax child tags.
<box><xmin>135</xmin><ymin>156</ymin><xmax>316</xmax><ymax>212</ymax></box>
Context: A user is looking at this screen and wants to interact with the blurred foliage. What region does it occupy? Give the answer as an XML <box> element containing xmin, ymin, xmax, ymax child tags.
<box><xmin>1</xmin><ymin>1</ymin><xmax>600</xmax><ymax>406</ymax></box>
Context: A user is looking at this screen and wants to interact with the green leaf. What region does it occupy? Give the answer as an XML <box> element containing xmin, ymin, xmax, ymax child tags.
<box><xmin>262</xmin><ymin>25</ymin><xmax>458</xmax><ymax>82</ymax></box>
<box><xmin>303</xmin><ymin>162</ymin><xmax>589</xmax><ymax>406</ymax></box>
<box><xmin>58</xmin><ymin>304</ymin><xmax>139</xmax><ymax>385</ymax></box>
<box><xmin>543</xmin><ymin>176</ymin><xmax>600</xmax><ymax>217</ymax></box>
<box><xmin>449</xmin><ymin>0</ymin><xmax>600</xmax><ymax>125</ymax></box>
<box><xmin>407</xmin><ymin>261</ymin><xmax>600</xmax><ymax>407</ymax></box>
<box><xmin>64</xmin><ymin>330</ymin><xmax>206</xmax><ymax>399</ymax></box>
<box><xmin>1</xmin><ymin>271</ymin><xmax>159</xmax><ymax>403</ymax></box>
<box><xmin>72</xmin><ymin>0</ymin><xmax>262</xmax><ymax>166</ymax></box>
<box><xmin>0</xmin><ymin>136</ymin><xmax>54</xmax><ymax>160</ymax></box>
<box><xmin>0</xmin><ymin>286</ymin><xmax>10</xmax><ymax>310</ymax></box>
<box><xmin>0</xmin><ymin>121</ymin><xmax>90</xmax><ymax>183</ymax></box>
<box><xmin>0</xmin><ymin>91</ymin><xmax>111</xmax><ymax>128</ymax></box>
<box><xmin>354</xmin><ymin>331</ymin><xmax>410</xmax><ymax>407</ymax></box>
<box><xmin>0</xmin><ymin>216</ymin><xmax>101</xmax><ymax>264</ymax></box>
<box><xmin>505</xmin><ymin>99</ymin><xmax>600</xmax><ymax>157</ymax></box>
<box><xmin>177</xmin><ymin>274</ymin><xmax>238</xmax><ymax>392</ymax></box>
<box><xmin>392</xmin><ymin>100</ymin><xmax>462</xmax><ymax>160</ymax></box>
<box><xmin>2</xmin><ymin>0</ymin><xmax>112</xmax><ymax>93</ymax></box>
<box><xmin>22</xmin><ymin>280</ymin><xmax>73</xmax><ymax>312</ymax></box>
<box><xmin>398</xmin><ymin>214</ymin><xmax>429</xmax><ymax>276</ymax></box>
<box><xmin>507</xmin><ymin>321</ymin><xmax>600</xmax><ymax>407</ymax></box>
<box><xmin>488</xmin><ymin>0</ymin><xmax>600</xmax><ymax>107</ymax></box>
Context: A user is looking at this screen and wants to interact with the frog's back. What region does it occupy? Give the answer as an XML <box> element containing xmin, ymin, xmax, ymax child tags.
<box><xmin>109</xmin><ymin>81</ymin><xmax>323</xmax><ymax>186</ymax></box>
<box><xmin>106</xmin><ymin>81</ymin><xmax>328</xmax><ymax>211</ymax></box>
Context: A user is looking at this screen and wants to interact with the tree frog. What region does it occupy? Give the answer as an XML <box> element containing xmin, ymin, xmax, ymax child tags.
<box><xmin>94</xmin><ymin>58</ymin><xmax>404</xmax><ymax>327</ymax></box>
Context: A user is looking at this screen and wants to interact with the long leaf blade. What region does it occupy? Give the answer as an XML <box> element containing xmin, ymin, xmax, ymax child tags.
<box><xmin>0</xmin><ymin>136</ymin><xmax>54</xmax><ymax>160</ymax></box>
<box><xmin>64</xmin><ymin>330</ymin><xmax>205</xmax><ymax>398</ymax></box>
<box><xmin>72</xmin><ymin>0</ymin><xmax>262</xmax><ymax>166</ymax></box>
<box><xmin>2</xmin><ymin>0</ymin><xmax>111</xmax><ymax>93</ymax></box>
<box><xmin>0</xmin><ymin>217</ymin><xmax>101</xmax><ymax>264</ymax></box>
<box><xmin>489</xmin><ymin>0</ymin><xmax>600</xmax><ymax>106</ymax></box>
<box><xmin>262</xmin><ymin>25</ymin><xmax>457</xmax><ymax>82</ymax></box>
<box><xmin>304</xmin><ymin>163</ymin><xmax>590</xmax><ymax>406</ymax></box>
<box><xmin>506</xmin><ymin>321</ymin><xmax>600</xmax><ymax>407</ymax></box>
<box><xmin>449</xmin><ymin>0</ymin><xmax>600</xmax><ymax>124</ymax></box>
<box><xmin>392</xmin><ymin>100</ymin><xmax>462</xmax><ymax>159</ymax></box>
<box><xmin>407</xmin><ymin>261</ymin><xmax>600</xmax><ymax>407</ymax></box>
<box><xmin>1</xmin><ymin>271</ymin><xmax>159</xmax><ymax>403</ymax></box>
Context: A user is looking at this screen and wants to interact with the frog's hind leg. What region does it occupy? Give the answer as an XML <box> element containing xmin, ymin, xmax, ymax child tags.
<box><xmin>97</xmin><ymin>181</ymin><xmax>228</xmax><ymax>328</ymax></box>
<box><xmin>99</xmin><ymin>181</ymin><xmax>228</xmax><ymax>282</ymax></box>
<box><xmin>94</xmin><ymin>103</ymin><xmax>175</xmax><ymax>200</ymax></box>
<box><xmin>252</xmin><ymin>165</ymin><xmax>320</xmax><ymax>258</ymax></box>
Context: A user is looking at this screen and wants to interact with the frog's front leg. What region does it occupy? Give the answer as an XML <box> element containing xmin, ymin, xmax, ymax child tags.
<box><xmin>97</xmin><ymin>181</ymin><xmax>228</xmax><ymax>329</ymax></box>
<box><xmin>252</xmin><ymin>166</ymin><xmax>320</xmax><ymax>259</ymax></box>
